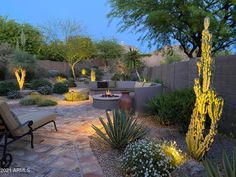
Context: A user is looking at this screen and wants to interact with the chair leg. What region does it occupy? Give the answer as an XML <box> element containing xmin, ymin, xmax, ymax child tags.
<box><xmin>30</xmin><ymin>132</ymin><xmax>34</xmax><ymax>149</ymax></box>
<box><xmin>52</xmin><ymin>121</ymin><xmax>58</xmax><ymax>131</ymax></box>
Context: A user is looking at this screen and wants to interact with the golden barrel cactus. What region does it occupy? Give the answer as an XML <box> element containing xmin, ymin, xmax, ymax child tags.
<box><xmin>186</xmin><ymin>17</ymin><xmax>224</xmax><ymax>161</ymax></box>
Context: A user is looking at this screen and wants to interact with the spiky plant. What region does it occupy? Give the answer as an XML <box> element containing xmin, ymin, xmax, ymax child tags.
<box><xmin>92</xmin><ymin>109</ymin><xmax>146</xmax><ymax>149</ymax></box>
<box><xmin>203</xmin><ymin>151</ymin><xmax>236</xmax><ymax>177</ymax></box>
<box><xmin>185</xmin><ymin>17</ymin><xmax>224</xmax><ymax>161</ymax></box>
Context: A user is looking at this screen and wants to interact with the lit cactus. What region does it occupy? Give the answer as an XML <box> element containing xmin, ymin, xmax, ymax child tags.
<box><xmin>15</xmin><ymin>67</ymin><xmax>26</xmax><ymax>90</ymax></box>
<box><xmin>91</xmin><ymin>69</ymin><xmax>96</xmax><ymax>81</ymax></box>
<box><xmin>185</xmin><ymin>17</ymin><xmax>224</xmax><ymax>161</ymax></box>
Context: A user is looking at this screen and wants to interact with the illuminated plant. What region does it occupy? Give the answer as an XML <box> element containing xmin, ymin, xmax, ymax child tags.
<box><xmin>15</xmin><ymin>67</ymin><xmax>26</xmax><ymax>90</ymax></box>
<box><xmin>81</xmin><ymin>68</ymin><xmax>86</xmax><ymax>76</ymax></box>
<box><xmin>91</xmin><ymin>69</ymin><xmax>96</xmax><ymax>81</ymax></box>
<box><xmin>186</xmin><ymin>17</ymin><xmax>224</xmax><ymax>161</ymax></box>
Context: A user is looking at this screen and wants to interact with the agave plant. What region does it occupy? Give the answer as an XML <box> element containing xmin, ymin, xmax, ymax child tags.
<box><xmin>92</xmin><ymin>109</ymin><xmax>146</xmax><ymax>149</ymax></box>
<box><xmin>203</xmin><ymin>151</ymin><xmax>236</xmax><ymax>177</ymax></box>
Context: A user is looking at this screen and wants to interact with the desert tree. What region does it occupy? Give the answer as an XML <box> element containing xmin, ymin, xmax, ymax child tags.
<box><xmin>64</xmin><ymin>36</ymin><xmax>96</xmax><ymax>78</ymax></box>
<box><xmin>108</xmin><ymin>0</ymin><xmax>236</xmax><ymax>58</ymax></box>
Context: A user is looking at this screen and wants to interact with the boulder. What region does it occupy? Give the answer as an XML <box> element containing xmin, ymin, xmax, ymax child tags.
<box><xmin>171</xmin><ymin>159</ymin><xmax>206</xmax><ymax>177</ymax></box>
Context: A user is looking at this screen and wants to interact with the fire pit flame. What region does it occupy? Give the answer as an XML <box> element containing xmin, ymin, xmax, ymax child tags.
<box><xmin>105</xmin><ymin>90</ymin><xmax>112</xmax><ymax>97</ymax></box>
<box><xmin>102</xmin><ymin>90</ymin><xmax>119</xmax><ymax>98</ymax></box>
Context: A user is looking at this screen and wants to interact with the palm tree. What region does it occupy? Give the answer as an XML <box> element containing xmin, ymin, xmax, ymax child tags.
<box><xmin>124</xmin><ymin>48</ymin><xmax>150</xmax><ymax>81</ymax></box>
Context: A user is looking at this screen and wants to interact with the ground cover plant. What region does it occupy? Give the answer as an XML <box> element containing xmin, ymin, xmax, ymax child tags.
<box><xmin>20</xmin><ymin>93</ymin><xmax>57</xmax><ymax>107</ymax></box>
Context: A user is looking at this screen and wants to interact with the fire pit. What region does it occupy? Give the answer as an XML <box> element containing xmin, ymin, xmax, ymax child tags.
<box><xmin>93</xmin><ymin>90</ymin><xmax>121</xmax><ymax>109</ymax></box>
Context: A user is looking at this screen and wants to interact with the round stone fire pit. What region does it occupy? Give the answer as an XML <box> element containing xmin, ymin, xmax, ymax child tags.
<box><xmin>92</xmin><ymin>94</ymin><xmax>121</xmax><ymax>109</ymax></box>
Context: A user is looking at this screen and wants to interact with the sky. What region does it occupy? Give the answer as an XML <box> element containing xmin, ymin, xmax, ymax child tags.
<box><xmin>0</xmin><ymin>0</ymin><xmax>156</xmax><ymax>53</ymax></box>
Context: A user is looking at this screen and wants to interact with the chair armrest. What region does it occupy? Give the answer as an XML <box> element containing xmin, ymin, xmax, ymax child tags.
<box><xmin>13</xmin><ymin>120</ymin><xmax>34</xmax><ymax>133</ymax></box>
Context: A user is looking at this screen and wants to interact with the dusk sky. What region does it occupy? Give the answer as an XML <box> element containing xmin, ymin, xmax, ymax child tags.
<box><xmin>0</xmin><ymin>0</ymin><xmax>156</xmax><ymax>53</ymax></box>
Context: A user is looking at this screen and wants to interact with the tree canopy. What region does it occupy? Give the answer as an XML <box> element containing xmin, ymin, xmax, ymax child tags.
<box><xmin>64</xmin><ymin>36</ymin><xmax>96</xmax><ymax>78</ymax></box>
<box><xmin>0</xmin><ymin>16</ymin><xmax>43</xmax><ymax>54</ymax></box>
<box><xmin>108</xmin><ymin>0</ymin><xmax>236</xmax><ymax>58</ymax></box>
<box><xmin>95</xmin><ymin>39</ymin><xmax>124</xmax><ymax>67</ymax></box>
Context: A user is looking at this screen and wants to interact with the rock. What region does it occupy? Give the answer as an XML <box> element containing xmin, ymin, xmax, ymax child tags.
<box><xmin>171</xmin><ymin>159</ymin><xmax>206</xmax><ymax>177</ymax></box>
<box><xmin>20</xmin><ymin>89</ymin><xmax>33</xmax><ymax>97</ymax></box>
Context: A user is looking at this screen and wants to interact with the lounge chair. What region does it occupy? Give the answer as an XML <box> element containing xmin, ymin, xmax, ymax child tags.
<box><xmin>0</xmin><ymin>101</ymin><xmax>57</xmax><ymax>168</ymax></box>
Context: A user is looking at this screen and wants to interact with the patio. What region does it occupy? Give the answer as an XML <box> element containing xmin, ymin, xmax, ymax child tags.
<box><xmin>1</xmin><ymin>100</ymin><xmax>104</xmax><ymax>177</ymax></box>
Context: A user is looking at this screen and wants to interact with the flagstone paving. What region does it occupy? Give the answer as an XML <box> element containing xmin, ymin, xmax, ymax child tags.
<box><xmin>0</xmin><ymin>101</ymin><xmax>105</xmax><ymax>177</ymax></box>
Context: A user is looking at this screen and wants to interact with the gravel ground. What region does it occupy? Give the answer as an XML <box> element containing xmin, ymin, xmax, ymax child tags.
<box><xmin>90</xmin><ymin>116</ymin><xmax>236</xmax><ymax>177</ymax></box>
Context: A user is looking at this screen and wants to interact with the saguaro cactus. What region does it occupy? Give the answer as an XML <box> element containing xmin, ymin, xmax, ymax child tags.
<box><xmin>15</xmin><ymin>67</ymin><xmax>26</xmax><ymax>90</ymax></box>
<box><xmin>186</xmin><ymin>17</ymin><xmax>224</xmax><ymax>161</ymax></box>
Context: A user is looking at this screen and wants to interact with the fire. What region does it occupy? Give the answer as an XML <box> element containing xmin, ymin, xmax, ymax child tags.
<box><xmin>105</xmin><ymin>90</ymin><xmax>112</xmax><ymax>97</ymax></box>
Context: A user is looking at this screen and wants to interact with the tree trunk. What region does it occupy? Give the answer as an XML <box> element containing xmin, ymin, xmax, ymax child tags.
<box><xmin>71</xmin><ymin>64</ymin><xmax>76</xmax><ymax>79</ymax></box>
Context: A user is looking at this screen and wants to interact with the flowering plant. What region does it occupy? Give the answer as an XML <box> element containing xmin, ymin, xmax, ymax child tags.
<box><xmin>122</xmin><ymin>139</ymin><xmax>186</xmax><ymax>177</ymax></box>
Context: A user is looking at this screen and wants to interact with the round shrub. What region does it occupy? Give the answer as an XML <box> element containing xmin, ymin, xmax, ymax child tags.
<box><xmin>148</xmin><ymin>88</ymin><xmax>195</xmax><ymax>132</ymax></box>
<box><xmin>19</xmin><ymin>95</ymin><xmax>42</xmax><ymax>106</ymax></box>
<box><xmin>64</xmin><ymin>91</ymin><xmax>88</xmax><ymax>101</ymax></box>
<box><xmin>37</xmin><ymin>99</ymin><xmax>57</xmax><ymax>107</ymax></box>
<box><xmin>30</xmin><ymin>79</ymin><xmax>52</xmax><ymax>90</ymax></box>
<box><xmin>122</xmin><ymin>139</ymin><xmax>185</xmax><ymax>177</ymax></box>
<box><xmin>53</xmin><ymin>83</ymin><xmax>69</xmax><ymax>94</ymax></box>
<box><xmin>68</xmin><ymin>78</ymin><xmax>76</xmax><ymax>87</ymax></box>
<box><xmin>37</xmin><ymin>85</ymin><xmax>53</xmax><ymax>95</ymax></box>
<box><xmin>7</xmin><ymin>90</ymin><xmax>22</xmax><ymax>99</ymax></box>
<box><xmin>0</xmin><ymin>81</ymin><xmax>18</xmax><ymax>96</ymax></box>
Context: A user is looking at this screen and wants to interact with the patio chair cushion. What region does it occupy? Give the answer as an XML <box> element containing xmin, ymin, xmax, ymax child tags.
<box><xmin>0</xmin><ymin>102</ymin><xmax>21</xmax><ymax>133</ymax></box>
<box><xmin>13</xmin><ymin>111</ymin><xmax>57</xmax><ymax>136</ymax></box>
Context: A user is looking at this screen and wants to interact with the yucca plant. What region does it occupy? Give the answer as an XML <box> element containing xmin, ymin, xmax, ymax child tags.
<box><xmin>203</xmin><ymin>151</ymin><xmax>236</xmax><ymax>177</ymax></box>
<box><xmin>92</xmin><ymin>109</ymin><xmax>146</xmax><ymax>149</ymax></box>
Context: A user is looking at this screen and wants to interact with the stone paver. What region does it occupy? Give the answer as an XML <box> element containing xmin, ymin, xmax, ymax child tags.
<box><xmin>0</xmin><ymin>101</ymin><xmax>105</xmax><ymax>177</ymax></box>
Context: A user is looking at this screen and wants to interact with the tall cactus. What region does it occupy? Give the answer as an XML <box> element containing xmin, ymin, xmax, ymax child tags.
<box><xmin>186</xmin><ymin>17</ymin><xmax>224</xmax><ymax>161</ymax></box>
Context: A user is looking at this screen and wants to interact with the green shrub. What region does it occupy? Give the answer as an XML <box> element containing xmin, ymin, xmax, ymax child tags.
<box><xmin>0</xmin><ymin>65</ymin><xmax>6</xmax><ymax>80</ymax></box>
<box><xmin>37</xmin><ymin>99</ymin><xmax>57</xmax><ymax>107</ymax></box>
<box><xmin>0</xmin><ymin>81</ymin><xmax>18</xmax><ymax>96</ymax></box>
<box><xmin>148</xmin><ymin>88</ymin><xmax>195</xmax><ymax>132</ymax></box>
<box><xmin>12</xmin><ymin>50</ymin><xmax>37</xmax><ymax>82</ymax></box>
<box><xmin>30</xmin><ymin>79</ymin><xmax>52</xmax><ymax>90</ymax></box>
<box><xmin>153</xmin><ymin>78</ymin><xmax>163</xmax><ymax>84</ymax></box>
<box><xmin>94</xmin><ymin>68</ymin><xmax>104</xmax><ymax>81</ymax></box>
<box><xmin>37</xmin><ymin>85</ymin><xmax>52</xmax><ymax>95</ymax></box>
<box><xmin>7</xmin><ymin>90</ymin><xmax>22</xmax><ymax>99</ymax></box>
<box><xmin>64</xmin><ymin>91</ymin><xmax>88</xmax><ymax>101</ymax></box>
<box><xmin>19</xmin><ymin>95</ymin><xmax>41</xmax><ymax>106</ymax></box>
<box><xmin>53</xmin><ymin>82</ymin><xmax>69</xmax><ymax>94</ymax></box>
<box><xmin>111</xmin><ymin>73</ymin><xmax>129</xmax><ymax>81</ymax></box>
<box><xmin>68</xmin><ymin>78</ymin><xmax>76</xmax><ymax>87</ymax></box>
<box><xmin>122</xmin><ymin>139</ymin><xmax>186</xmax><ymax>177</ymax></box>
<box><xmin>92</xmin><ymin>110</ymin><xmax>146</xmax><ymax>149</ymax></box>
<box><xmin>20</xmin><ymin>94</ymin><xmax>57</xmax><ymax>107</ymax></box>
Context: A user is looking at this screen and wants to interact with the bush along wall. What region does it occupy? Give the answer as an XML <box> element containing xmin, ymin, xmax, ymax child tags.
<box><xmin>148</xmin><ymin>88</ymin><xmax>195</xmax><ymax>132</ymax></box>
